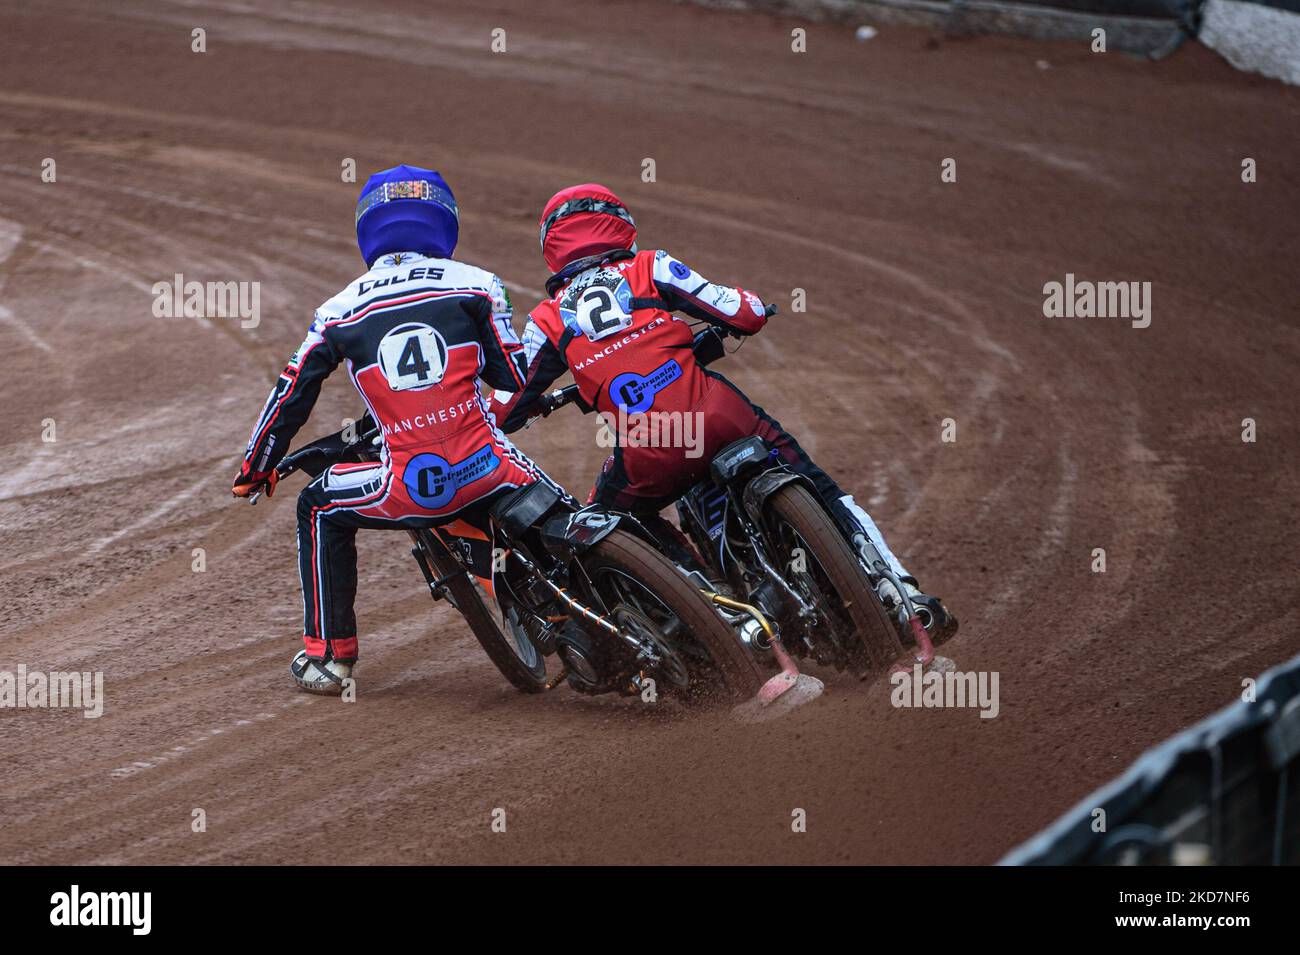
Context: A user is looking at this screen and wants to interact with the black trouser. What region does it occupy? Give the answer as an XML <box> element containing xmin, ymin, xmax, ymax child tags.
<box><xmin>296</xmin><ymin>463</ymin><xmax>526</xmax><ymax>663</ymax></box>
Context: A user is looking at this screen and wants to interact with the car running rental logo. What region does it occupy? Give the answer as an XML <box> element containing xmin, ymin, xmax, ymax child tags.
<box><xmin>608</xmin><ymin>359</ymin><xmax>682</xmax><ymax>413</ymax></box>
<box><xmin>402</xmin><ymin>444</ymin><xmax>500</xmax><ymax>509</ymax></box>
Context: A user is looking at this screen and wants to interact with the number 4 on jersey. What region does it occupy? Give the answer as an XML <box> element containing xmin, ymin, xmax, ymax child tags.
<box><xmin>378</xmin><ymin>323</ymin><xmax>448</xmax><ymax>391</ymax></box>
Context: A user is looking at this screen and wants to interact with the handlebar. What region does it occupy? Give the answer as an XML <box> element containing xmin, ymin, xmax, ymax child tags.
<box><xmin>537</xmin><ymin>385</ymin><xmax>582</xmax><ymax>416</ymax></box>
<box><xmin>247</xmin><ymin>423</ymin><xmax>380</xmax><ymax>505</ymax></box>
<box><xmin>279</xmin><ymin>432</ymin><xmax>373</xmax><ymax>477</ymax></box>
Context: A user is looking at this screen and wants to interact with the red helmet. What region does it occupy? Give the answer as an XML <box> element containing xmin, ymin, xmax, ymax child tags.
<box><xmin>538</xmin><ymin>184</ymin><xmax>637</xmax><ymax>274</ymax></box>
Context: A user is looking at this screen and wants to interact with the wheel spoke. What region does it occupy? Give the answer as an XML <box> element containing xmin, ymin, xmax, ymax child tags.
<box><xmin>774</xmin><ymin>519</ymin><xmax>852</xmax><ymax>643</ymax></box>
<box><xmin>473</xmin><ymin>579</ymin><xmax>540</xmax><ymax>669</ymax></box>
<box><xmin>591</xmin><ymin>567</ymin><xmax>702</xmax><ymax>686</ymax></box>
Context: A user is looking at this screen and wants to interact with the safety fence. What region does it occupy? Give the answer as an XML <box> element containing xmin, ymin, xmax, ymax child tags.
<box><xmin>1000</xmin><ymin>651</ymin><xmax>1300</xmax><ymax>865</ymax></box>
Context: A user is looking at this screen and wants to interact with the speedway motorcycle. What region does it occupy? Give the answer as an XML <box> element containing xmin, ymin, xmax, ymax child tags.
<box><xmin>535</xmin><ymin>314</ymin><xmax>944</xmax><ymax>678</ymax></box>
<box><xmin>255</xmin><ymin>421</ymin><xmax>764</xmax><ymax>701</ymax></box>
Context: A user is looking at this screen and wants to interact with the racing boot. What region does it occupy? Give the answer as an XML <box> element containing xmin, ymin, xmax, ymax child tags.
<box><xmin>848</xmin><ymin>528</ymin><xmax>957</xmax><ymax>648</ymax></box>
<box><xmin>290</xmin><ymin>649</ymin><xmax>353</xmax><ymax>695</ymax></box>
<box><xmin>876</xmin><ymin>576</ymin><xmax>958</xmax><ymax>648</ymax></box>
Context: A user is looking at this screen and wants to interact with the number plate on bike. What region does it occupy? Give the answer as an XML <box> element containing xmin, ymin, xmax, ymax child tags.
<box><xmin>684</xmin><ymin>484</ymin><xmax>729</xmax><ymax>541</ymax></box>
<box><xmin>709</xmin><ymin>436</ymin><xmax>771</xmax><ymax>486</ymax></box>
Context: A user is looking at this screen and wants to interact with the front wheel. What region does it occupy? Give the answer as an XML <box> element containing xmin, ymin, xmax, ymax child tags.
<box><xmin>764</xmin><ymin>483</ymin><xmax>902</xmax><ymax>672</ymax></box>
<box><xmin>582</xmin><ymin>529</ymin><xmax>764</xmax><ymax>701</ymax></box>
<box><xmin>415</xmin><ymin>531</ymin><xmax>549</xmax><ymax>693</ymax></box>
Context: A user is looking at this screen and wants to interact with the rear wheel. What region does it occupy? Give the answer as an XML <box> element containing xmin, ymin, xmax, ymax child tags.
<box><xmin>583</xmin><ymin>530</ymin><xmax>764</xmax><ymax>701</ymax></box>
<box><xmin>764</xmin><ymin>484</ymin><xmax>902</xmax><ymax>672</ymax></box>
<box><xmin>416</xmin><ymin>531</ymin><xmax>548</xmax><ymax>693</ymax></box>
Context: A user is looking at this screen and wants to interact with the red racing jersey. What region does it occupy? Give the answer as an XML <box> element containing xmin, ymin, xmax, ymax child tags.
<box><xmin>239</xmin><ymin>251</ymin><xmax>537</xmax><ymax>518</ymax></box>
<box><xmin>492</xmin><ymin>248</ymin><xmax>767</xmax><ymax>431</ymax></box>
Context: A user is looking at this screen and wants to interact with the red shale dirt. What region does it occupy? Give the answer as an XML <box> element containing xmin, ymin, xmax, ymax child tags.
<box><xmin>1</xmin><ymin>0</ymin><xmax>1297</xmax><ymax>865</ymax></box>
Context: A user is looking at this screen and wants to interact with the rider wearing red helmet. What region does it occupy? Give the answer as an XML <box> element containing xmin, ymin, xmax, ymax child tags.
<box><xmin>491</xmin><ymin>184</ymin><xmax>955</xmax><ymax>642</ymax></box>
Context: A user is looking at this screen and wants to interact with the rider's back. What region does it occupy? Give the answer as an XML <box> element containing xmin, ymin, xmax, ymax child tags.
<box><xmin>315</xmin><ymin>251</ymin><xmax>526</xmax><ymax>462</ymax></box>
<box><xmin>529</xmin><ymin>249</ymin><xmax>731</xmax><ymax>419</ymax></box>
<box><xmin>526</xmin><ymin>248</ymin><xmax>770</xmax><ymax>500</ymax></box>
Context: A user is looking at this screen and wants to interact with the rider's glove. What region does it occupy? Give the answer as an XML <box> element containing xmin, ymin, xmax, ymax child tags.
<box><xmin>232</xmin><ymin>468</ymin><xmax>278</xmax><ymax>498</ymax></box>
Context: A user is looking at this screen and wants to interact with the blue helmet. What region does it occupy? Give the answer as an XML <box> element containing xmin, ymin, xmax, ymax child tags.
<box><xmin>355</xmin><ymin>164</ymin><xmax>459</xmax><ymax>266</ymax></box>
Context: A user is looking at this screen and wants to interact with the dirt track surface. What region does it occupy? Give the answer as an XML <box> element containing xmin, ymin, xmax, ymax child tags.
<box><xmin>1</xmin><ymin>0</ymin><xmax>1297</xmax><ymax>865</ymax></box>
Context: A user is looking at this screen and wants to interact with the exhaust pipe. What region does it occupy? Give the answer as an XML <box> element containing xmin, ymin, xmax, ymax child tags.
<box><xmin>705</xmin><ymin>592</ymin><xmax>807</xmax><ymax>705</ymax></box>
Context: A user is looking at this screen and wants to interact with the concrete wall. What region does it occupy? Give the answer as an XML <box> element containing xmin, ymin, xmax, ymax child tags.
<box><xmin>1199</xmin><ymin>0</ymin><xmax>1300</xmax><ymax>84</ymax></box>
<box><xmin>680</xmin><ymin>0</ymin><xmax>1189</xmax><ymax>55</ymax></box>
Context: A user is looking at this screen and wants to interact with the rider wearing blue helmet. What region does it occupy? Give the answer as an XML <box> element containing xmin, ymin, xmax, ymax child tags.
<box><xmin>234</xmin><ymin>165</ymin><xmax>565</xmax><ymax>694</ymax></box>
<box><xmin>354</xmin><ymin>164</ymin><xmax>459</xmax><ymax>265</ymax></box>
